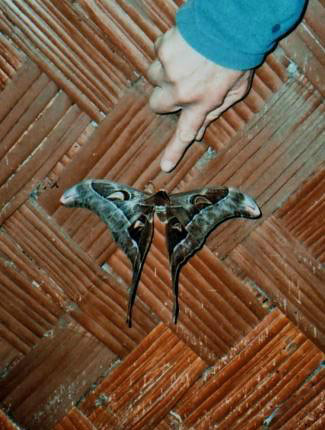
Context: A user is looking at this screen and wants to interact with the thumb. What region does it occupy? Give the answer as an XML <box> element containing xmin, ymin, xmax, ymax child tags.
<box><xmin>160</xmin><ymin>107</ymin><xmax>206</xmax><ymax>172</ymax></box>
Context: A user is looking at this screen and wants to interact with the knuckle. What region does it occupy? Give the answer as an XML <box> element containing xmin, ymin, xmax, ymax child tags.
<box><xmin>146</xmin><ymin>63</ymin><xmax>155</xmax><ymax>83</ymax></box>
<box><xmin>163</xmin><ymin>67</ymin><xmax>176</xmax><ymax>84</ymax></box>
<box><xmin>148</xmin><ymin>88</ymin><xmax>161</xmax><ymax>111</ymax></box>
<box><xmin>154</xmin><ymin>34</ymin><xmax>163</xmax><ymax>51</ymax></box>
<box><xmin>156</xmin><ymin>42</ymin><xmax>169</xmax><ymax>65</ymax></box>
<box><xmin>148</xmin><ymin>96</ymin><xmax>156</xmax><ymax>111</ymax></box>
<box><xmin>173</xmin><ymin>84</ymin><xmax>189</xmax><ymax>103</ymax></box>
<box><xmin>209</xmin><ymin>89</ymin><xmax>225</xmax><ymax>106</ymax></box>
<box><xmin>147</xmin><ymin>60</ymin><xmax>163</xmax><ymax>85</ymax></box>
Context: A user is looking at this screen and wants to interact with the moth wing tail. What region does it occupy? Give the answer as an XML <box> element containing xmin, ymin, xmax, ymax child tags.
<box><xmin>125</xmin><ymin>214</ymin><xmax>154</xmax><ymax>327</ymax></box>
<box><xmin>126</xmin><ymin>261</ymin><xmax>142</xmax><ymax>328</ymax></box>
<box><xmin>170</xmin><ymin>263</ymin><xmax>180</xmax><ymax>324</ymax></box>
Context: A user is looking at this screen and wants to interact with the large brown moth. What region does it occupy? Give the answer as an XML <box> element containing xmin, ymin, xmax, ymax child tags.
<box><xmin>60</xmin><ymin>180</ymin><xmax>261</xmax><ymax>326</ymax></box>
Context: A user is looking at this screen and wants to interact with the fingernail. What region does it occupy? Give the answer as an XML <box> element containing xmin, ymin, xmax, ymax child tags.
<box><xmin>161</xmin><ymin>160</ymin><xmax>174</xmax><ymax>172</ymax></box>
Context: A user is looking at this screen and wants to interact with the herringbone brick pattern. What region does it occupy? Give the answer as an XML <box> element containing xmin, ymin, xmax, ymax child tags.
<box><xmin>0</xmin><ymin>1</ymin><xmax>324</xmax><ymax>429</ymax></box>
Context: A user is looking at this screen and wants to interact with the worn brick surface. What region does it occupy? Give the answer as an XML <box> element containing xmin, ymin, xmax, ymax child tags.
<box><xmin>0</xmin><ymin>1</ymin><xmax>324</xmax><ymax>429</ymax></box>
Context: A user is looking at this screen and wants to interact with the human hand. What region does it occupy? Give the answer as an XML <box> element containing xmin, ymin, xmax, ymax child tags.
<box><xmin>147</xmin><ymin>27</ymin><xmax>254</xmax><ymax>172</ymax></box>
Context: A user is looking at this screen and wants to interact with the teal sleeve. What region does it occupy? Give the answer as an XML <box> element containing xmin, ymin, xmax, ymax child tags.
<box><xmin>176</xmin><ymin>0</ymin><xmax>306</xmax><ymax>70</ymax></box>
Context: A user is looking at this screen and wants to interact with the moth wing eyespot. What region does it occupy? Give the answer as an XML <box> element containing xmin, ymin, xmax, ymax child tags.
<box><xmin>133</xmin><ymin>218</ymin><xmax>145</xmax><ymax>230</ymax></box>
<box><xmin>171</xmin><ymin>221</ymin><xmax>183</xmax><ymax>232</ymax></box>
<box><xmin>192</xmin><ymin>195</ymin><xmax>213</xmax><ymax>209</ymax></box>
<box><xmin>90</xmin><ymin>182</ymin><xmax>132</xmax><ymax>201</ymax></box>
<box><xmin>108</xmin><ymin>190</ymin><xmax>130</xmax><ymax>201</ymax></box>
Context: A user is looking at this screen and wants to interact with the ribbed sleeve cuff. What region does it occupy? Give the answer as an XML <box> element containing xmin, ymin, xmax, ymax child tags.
<box><xmin>176</xmin><ymin>0</ymin><xmax>305</xmax><ymax>71</ymax></box>
<box><xmin>176</xmin><ymin>4</ymin><xmax>268</xmax><ymax>70</ymax></box>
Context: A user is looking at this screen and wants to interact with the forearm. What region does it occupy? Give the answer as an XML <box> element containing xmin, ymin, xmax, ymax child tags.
<box><xmin>176</xmin><ymin>0</ymin><xmax>306</xmax><ymax>70</ymax></box>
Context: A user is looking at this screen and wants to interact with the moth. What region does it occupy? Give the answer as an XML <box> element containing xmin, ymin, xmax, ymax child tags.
<box><xmin>60</xmin><ymin>179</ymin><xmax>261</xmax><ymax>327</ymax></box>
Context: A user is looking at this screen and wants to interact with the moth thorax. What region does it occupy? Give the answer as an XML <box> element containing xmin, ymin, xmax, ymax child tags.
<box><xmin>155</xmin><ymin>205</ymin><xmax>168</xmax><ymax>223</ymax></box>
<box><xmin>154</xmin><ymin>190</ymin><xmax>170</xmax><ymax>204</ymax></box>
<box><xmin>142</xmin><ymin>190</ymin><xmax>170</xmax><ymax>207</ymax></box>
<box><xmin>155</xmin><ymin>204</ymin><xmax>167</xmax><ymax>212</ymax></box>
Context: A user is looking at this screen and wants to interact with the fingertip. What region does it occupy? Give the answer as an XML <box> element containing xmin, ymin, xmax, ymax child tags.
<box><xmin>195</xmin><ymin>125</ymin><xmax>207</xmax><ymax>141</ymax></box>
<box><xmin>160</xmin><ymin>127</ymin><xmax>194</xmax><ymax>172</ymax></box>
<box><xmin>160</xmin><ymin>159</ymin><xmax>175</xmax><ymax>172</ymax></box>
<box><xmin>160</xmin><ymin>139</ymin><xmax>183</xmax><ymax>172</ymax></box>
<box><xmin>148</xmin><ymin>86</ymin><xmax>181</xmax><ymax>114</ymax></box>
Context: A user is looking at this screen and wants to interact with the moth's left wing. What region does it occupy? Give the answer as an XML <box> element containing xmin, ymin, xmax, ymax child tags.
<box><xmin>164</xmin><ymin>187</ymin><xmax>261</xmax><ymax>323</ymax></box>
<box><xmin>60</xmin><ymin>179</ymin><xmax>154</xmax><ymax>327</ymax></box>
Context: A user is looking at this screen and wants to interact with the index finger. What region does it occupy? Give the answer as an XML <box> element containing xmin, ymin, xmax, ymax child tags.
<box><xmin>160</xmin><ymin>106</ymin><xmax>206</xmax><ymax>171</ymax></box>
